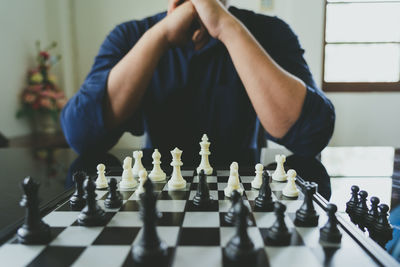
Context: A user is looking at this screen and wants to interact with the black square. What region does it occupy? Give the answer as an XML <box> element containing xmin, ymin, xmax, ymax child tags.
<box><xmin>222</xmin><ymin>247</ymin><xmax>269</xmax><ymax>267</ymax></box>
<box><xmin>259</xmin><ymin>227</ymin><xmax>304</xmax><ymax>246</ymax></box>
<box><xmin>28</xmin><ymin>246</ymin><xmax>85</xmax><ymax>267</ymax></box>
<box><xmin>120</xmin><ymin>200</ymin><xmax>140</xmax><ymax>211</ymax></box>
<box><xmin>242</xmin><ymin>183</ymin><xmax>252</xmax><ymax>190</ymax></box>
<box><xmin>101</xmin><ymin>191</ymin><xmax>133</xmax><ymax>200</ymax></box>
<box><xmin>93</xmin><ymin>227</ymin><xmax>141</xmax><ymax>245</ymax></box>
<box><xmin>122</xmin><ymin>247</ymin><xmax>175</xmax><ymax>267</ymax></box>
<box><xmin>190</xmin><ymin>183</ymin><xmax>218</xmax><ymax>190</ymax></box>
<box><xmin>71</xmin><ymin>212</ymin><xmax>116</xmax><ymax>226</ymax></box>
<box><xmin>185</xmin><ymin>200</ymin><xmax>219</xmax><ymax>212</ymax></box>
<box><xmin>217</xmin><ymin>176</ymin><xmax>229</xmax><ymax>183</ymax></box>
<box><xmin>219</xmin><ymin>213</ymin><xmax>256</xmax><ymax>227</ymax></box>
<box><xmin>55</xmin><ymin>202</ymin><xmax>73</xmax><ymax>211</ymax></box>
<box><xmin>158</xmin><ymin>191</ymin><xmax>189</xmax><ymax>200</ymax></box>
<box><xmin>158</xmin><ymin>212</ymin><xmax>185</xmax><ymax>226</ymax></box>
<box><xmin>153</xmin><ymin>182</ymin><xmax>167</xmax><ymax>192</ymax></box>
<box><xmin>179</xmin><ymin>228</ymin><xmax>220</xmax><ymax>246</ymax></box>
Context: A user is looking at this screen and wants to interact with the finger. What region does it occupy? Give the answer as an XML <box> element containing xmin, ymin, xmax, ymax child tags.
<box><xmin>168</xmin><ymin>0</ymin><xmax>184</xmax><ymax>14</ymax></box>
<box><xmin>192</xmin><ymin>26</ymin><xmax>206</xmax><ymax>42</ymax></box>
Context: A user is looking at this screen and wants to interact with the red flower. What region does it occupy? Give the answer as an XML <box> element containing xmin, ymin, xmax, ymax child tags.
<box><xmin>39</xmin><ymin>51</ymin><xmax>49</xmax><ymax>60</ymax></box>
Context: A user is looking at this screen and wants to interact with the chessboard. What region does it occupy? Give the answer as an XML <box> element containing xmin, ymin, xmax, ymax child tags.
<box><xmin>0</xmin><ymin>168</ymin><xmax>397</xmax><ymax>267</ymax></box>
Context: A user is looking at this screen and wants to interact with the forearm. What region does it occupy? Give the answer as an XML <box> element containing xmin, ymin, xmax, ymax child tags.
<box><xmin>219</xmin><ymin>16</ymin><xmax>307</xmax><ymax>138</ymax></box>
<box><xmin>105</xmin><ymin>23</ymin><xmax>169</xmax><ymax>129</ymax></box>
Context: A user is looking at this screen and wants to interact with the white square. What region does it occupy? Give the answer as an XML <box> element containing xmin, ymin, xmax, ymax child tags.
<box><xmin>245</xmin><ymin>190</ymin><xmax>259</xmax><ymax>200</ymax></box>
<box><xmin>0</xmin><ymin>244</ymin><xmax>45</xmax><ymax>267</ymax></box>
<box><xmin>72</xmin><ymin>245</ymin><xmax>131</xmax><ymax>267</ymax></box>
<box><xmin>107</xmin><ymin>212</ymin><xmax>142</xmax><ymax>227</ymax></box>
<box><xmin>182</xmin><ymin>212</ymin><xmax>219</xmax><ymax>227</ymax></box>
<box><xmin>280</xmin><ymin>200</ymin><xmax>304</xmax><ymax>213</ymax></box>
<box><xmin>181</xmin><ymin>170</ymin><xmax>194</xmax><ymax>176</ymax></box>
<box><xmin>240</xmin><ymin>176</ymin><xmax>254</xmax><ymax>183</ymax></box>
<box><xmin>217</xmin><ymin>183</ymin><xmax>227</xmax><ymax>191</ymax></box>
<box><xmin>270</xmin><ymin>182</ymin><xmax>286</xmax><ymax>191</ymax></box>
<box><xmin>253</xmin><ymin>212</ymin><xmax>294</xmax><ymax>228</ymax></box>
<box><xmin>193</xmin><ymin>176</ymin><xmax>217</xmax><ymax>183</ymax></box>
<box><xmin>97</xmin><ymin>200</ymin><xmax>127</xmax><ymax>211</ymax></box>
<box><xmin>157</xmin><ymin>200</ymin><xmax>186</xmax><ymax>212</ymax></box>
<box><xmin>189</xmin><ymin>191</ymin><xmax>218</xmax><ymax>200</ymax></box>
<box><xmin>164</xmin><ymin>182</ymin><xmax>191</xmax><ymax>191</ymax></box>
<box><xmin>220</xmin><ymin>227</ymin><xmax>264</xmax><ymax>248</ymax></box>
<box><xmin>95</xmin><ymin>190</ymin><xmax>108</xmax><ymax>200</ymax></box>
<box><xmin>43</xmin><ymin>211</ymin><xmax>80</xmax><ymax>227</ymax></box>
<box><xmin>217</xmin><ymin>170</ymin><xmax>230</xmax><ymax>176</ymax></box>
<box><xmin>173</xmin><ymin>247</ymin><xmax>222</xmax><ymax>267</ymax></box>
<box><xmin>134</xmin><ymin>226</ymin><xmax>180</xmax><ymax>246</ymax></box>
<box><xmin>50</xmin><ymin>226</ymin><xmax>103</xmax><ymax>246</ymax></box>
<box><xmin>265</xmin><ymin>247</ymin><xmax>320</xmax><ymax>267</ymax></box>
<box><xmin>218</xmin><ymin>200</ymin><xmax>232</xmax><ymax>212</ymax></box>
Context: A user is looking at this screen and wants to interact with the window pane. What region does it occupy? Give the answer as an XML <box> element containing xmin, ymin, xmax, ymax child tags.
<box><xmin>324</xmin><ymin>44</ymin><xmax>400</xmax><ymax>82</ymax></box>
<box><xmin>326</xmin><ymin>3</ymin><xmax>400</xmax><ymax>42</ymax></box>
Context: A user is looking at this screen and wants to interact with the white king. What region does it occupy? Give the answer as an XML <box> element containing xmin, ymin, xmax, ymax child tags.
<box><xmin>196</xmin><ymin>134</ymin><xmax>213</xmax><ymax>175</ymax></box>
<box><xmin>167</xmin><ymin>147</ymin><xmax>187</xmax><ymax>190</ymax></box>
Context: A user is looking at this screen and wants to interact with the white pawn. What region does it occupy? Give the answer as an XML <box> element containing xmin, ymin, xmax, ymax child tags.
<box><xmin>272</xmin><ymin>154</ymin><xmax>287</xmax><ymax>182</ymax></box>
<box><xmin>167</xmin><ymin>148</ymin><xmax>187</xmax><ymax>191</ymax></box>
<box><xmin>282</xmin><ymin>169</ymin><xmax>299</xmax><ymax>197</ymax></box>
<box><xmin>132</xmin><ymin>150</ymin><xmax>145</xmax><ymax>178</ymax></box>
<box><xmin>251</xmin><ymin>163</ymin><xmax>264</xmax><ymax>189</ymax></box>
<box><xmin>120</xmin><ymin>156</ymin><xmax>137</xmax><ymax>189</ymax></box>
<box><xmin>149</xmin><ymin>149</ymin><xmax>166</xmax><ymax>182</ymax></box>
<box><xmin>135</xmin><ymin>169</ymin><xmax>148</xmax><ymax>196</ymax></box>
<box><xmin>196</xmin><ymin>134</ymin><xmax>213</xmax><ymax>175</ymax></box>
<box><xmin>95</xmin><ymin>163</ymin><xmax>108</xmax><ymax>189</ymax></box>
<box><xmin>224</xmin><ymin>162</ymin><xmax>243</xmax><ymax>197</ymax></box>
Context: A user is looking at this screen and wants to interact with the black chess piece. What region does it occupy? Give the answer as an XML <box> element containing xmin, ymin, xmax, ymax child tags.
<box><xmin>294</xmin><ymin>182</ymin><xmax>319</xmax><ymax>227</ymax></box>
<box><xmin>224</xmin><ymin>200</ymin><xmax>257</xmax><ymax>265</ymax></box>
<box><xmin>104</xmin><ymin>178</ymin><xmax>122</xmax><ymax>209</ymax></box>
<box><xmin>254</xmin><ymin>171</ymin><xmax>274</xmax><ymax>212</ymax></box>
<box><xmin>225</xmin><ymin>190</ymin><xmax>242</xmax><ymax>224</ymax></box>
<box><xmin>132</xmin><ymin>179</ymin><xmax>168</xmax><ymax>265</ymax></box>
<box><xmin>69</xmin><ymin>171</ymin><xmax>87</xmax><ymax>210</ymax></box>
<box><xmin>353</xmin><ymin>190</ymin><xmax>368</xmax><ymax>231</ymax></box>
<box><xmin>365</xmin><ymin>196</ymin><xmax>380</xmax><ymax>235</ymax></box>
<box><xmin>265</xmin><ymin>202</ymin><xmax>291</xmax><ymax>246</ymax></box>
<box><xmin>193</xmin><ymin>169</ymin><xmax>213</xmax><ymax>207</ymax></box>
<box><xmin>371</xmin><ymin>204</ymin><xmax>393</xmax><ymax>247</ymax></box>
<box><xmin>346</xmin><ymin>185</ymin><xmax>359</xmax><ymax>223</ymax></box>
<box><xmin>319</xmin><ymin>203</ymin><xmax>342</xmax><ymax>243</ymax></box>
<box><xmin>77</xmin><ymin>177</ymin><xmax>106</xmax><ymax>226</ymax></box>
<box><xmin>17</xmin><ymin>177</ymin><xmax>51</xmax><ymax>244</ymax></box>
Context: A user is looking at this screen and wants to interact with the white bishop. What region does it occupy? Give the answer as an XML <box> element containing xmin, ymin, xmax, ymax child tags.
<box><xmin>224</xmin><ymin>162</ymin><xmax>243</xmax><ymax>197</ymax></box>
<box><xmin>149</xmin><ymin>149</ymin><xmax>166</xmax><ymax>182</ymax></box>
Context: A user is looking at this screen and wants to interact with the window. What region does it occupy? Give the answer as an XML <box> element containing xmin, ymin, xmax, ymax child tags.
<box><xmin>323</xmin><ymin>0</ymin><xmax>400</xmax><ymax>92</ymax></box>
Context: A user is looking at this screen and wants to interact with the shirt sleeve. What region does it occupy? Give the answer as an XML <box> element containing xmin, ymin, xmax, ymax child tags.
<box><xmin>258</xmin><ymin>17</ymin><xmax>336</xmax><ymax>157</ymax></box>
<box><xmin>60</xmin><ymin>22</ymin><xmax>145</xmax><ymax>154</ymax></box>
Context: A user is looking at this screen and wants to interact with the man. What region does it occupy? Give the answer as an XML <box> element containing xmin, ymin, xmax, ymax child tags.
<box><xmin>61</xmin><ymin>0</ymin><xmax>335</xmax><ymax>157</ymax></box>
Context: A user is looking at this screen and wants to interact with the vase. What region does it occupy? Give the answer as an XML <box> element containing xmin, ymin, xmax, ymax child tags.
<box><xmin>34</xmin><ymin>113</ymin><xmax>58</xmax><ymax>134</ymax></box>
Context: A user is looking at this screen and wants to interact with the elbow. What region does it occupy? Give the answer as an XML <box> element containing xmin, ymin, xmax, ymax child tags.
<box><xmin>60</xmin><ymin>105</ymin><xmax>88</xmax><ymax>154</ymax></box>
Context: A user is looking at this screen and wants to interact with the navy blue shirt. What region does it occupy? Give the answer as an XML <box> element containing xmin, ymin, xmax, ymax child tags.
<box><xmin>61</xmin><ymin>7</ymin><xmax>335</xmax><ymax>157</ymax></box>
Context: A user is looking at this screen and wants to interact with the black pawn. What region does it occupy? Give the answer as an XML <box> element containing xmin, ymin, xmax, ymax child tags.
<box><xmin>77</xmin><ymin>177</ymin><xmax>106</xmax><ymax>226</ymax></box>
<box><xmin>69</xmin><ymin>171</ymin><xmax>87</xmax><ymax>210</ymax></box>
<box><xmin>294</xmin><ymin>182</ymin><xmax>319</xmax><ymax>227</ymax></box>
<box><xmin>353</xmin><ymin>190</ymin><xmax>368</xmax><ymax>231</ymax></box>
<box><xmin>225</xmin><ymin>190</ymin><xmax>241</xmax><ymax>224</ymax></box>
<box><xmin>224</xmin><ymin>200</ymin><xmax>256</xmax><ymax>265</ymax></box>
<box><xmin>365</xmin><ymin>196</ymin><xmax>380</xmax><ymax>234</ymax></box>
<box><xmin>265</xmin><ymin>202</ymin><xmax>291</xmax><ymax>246</ymax></box>
<box><xmin>254</xmin><ymin>171</ymin><xmax>274</xmax><ymax>212</ymax></box>
<box><xmin>132</xmin><ymin>179</ymin><xmax>168</xmax><ymax>264</ymax></box>
<box><xmin>346</xmin><ymin>185</ymin><xmax>359</xmax><ymax>223</ymax></box>
<box><xmin>17</xmin><ymin>177</ymin><xmax>51</xmax><ymax>244</ymax></box>
<box><xmin>193</xmin><ymin>170</ymin><xmax>213</xmax><ymax>207</ymax></box>
<box><xmin>371</xmin><ymin>204</ymin><xmax>393</xmax><ymax>247</ymax></box>
<box><xmin>319</xmin><ymin>203</ymin><xmax>342</xmax><ymax>243</ymax></box>
<box><xmin>104</xmin><ymin>178</ymin><xmax>122</xmax><ymax>209</ymax></box>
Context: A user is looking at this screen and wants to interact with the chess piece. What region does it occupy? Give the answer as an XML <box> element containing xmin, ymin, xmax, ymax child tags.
<box><xmin>365</xmin><ymin>196</ymin><xmax>380</xmax><ymax>235</ymax></box>
<box><xmin>346</xmin><ymin>185</ymin><xmax>359</xmax><ymax>223</ymax></box>
<box><xmin>353</xmin><ymin>190</ymin><xmax>368</xmax><ymax>231</ymax></box>
<box><xmin>104</xmin><ymin>178</ymin><xmax>123</xmax><ymax>209</ymax></box>
<box><xmin>193</xmin><ymin>170</ymin><xmax>213</xmax><ymax>207</ymax></box>
<box><xmin>95</xmin><ymin>163</ymin><xmax>108</xmax><ymax>189</ymax></box>
<box><xmin>294</xmin><ymin>182</ymin><xmax>319</xmax><ymax>227</ymax></box>
<box><xmin>196</xmin><ymin>134</ymin><xmax>213</xmax><ymax>175</ymax></box>
<box><xmin>77</xmin><ymin>177</ymin><xmax>106</xmax><ymax>226</ymax></box>
<box><xmin>17</xmin><ymin>177</ymin><xmax>51</xmax><ymax>244</ymax></box>
<box><xmin>224</xmin><ymin>200</ymin><xmax>257</xmax><ymax>265</ymax></box>
<box><xmin>319</xmin><ymin>203</ymin><xmax>342</xmax><ymax>243</ymax></box>
<box><xmin>224</xmin><ymin>162</ymin><xmax>243</xmax><ymax>197</ymax></box>
<box><xmin>120</xmin><ymin>156</ymin><xmax>137</xmax><ymax>189</ymax></box>
<box><xmin>255</xmin><ymin>171</ymin><xmax>274</xmax><ymax>212</ymax></box>
<box><xmin>132</xmin><ymin>179</ymin><xmax>168</xmax><ymax>264</ymax></box>
<box><xmin>167</xmin><ymin>148</ymin><xmax>187</xmax><ymax>190</ymax></box>
<box><xmin>282</xmin><ymin>169</ymin><xmax>299</xmax><ymax>198</ymax></box>
<box><xmin>272</xmin><ymin>154</ymin><xmax>287</xmax><ymax>182</ymax></box>
<box><xmin>225</xmin><ymin>190</ymin><xmax>242</xmax><ymax>224</ymax></box>
<box><xmin>69</xmin><ymin>171</ymin><xmax>87</xmax><ymax>210</ymax></box>
<box><xmin>132</xmin><ymin>150</ymin><xmax>146</xmax><ymax>178</ymax></box>
<box><xmin>265</xmin><ymin>202</ymin><xmax>291</xmax><ymax>245</ymax></box>
<box><xmin>371</xmin><ymin>204</ymin><xmax>393</xmax><ymax>247</ymax></box>
<box><xmin>148</xmin><ymin>149</ymin><xmax>166</xmax><ymax>182</ymax></box>
<box><xmin>251</xmin><ymin>163</ymin><xmax>263</xmax><ymax>189</ymax></box>
<box><xmin>135</xmin><ymin>170</ymin><xmax>148</xmax><ymax>196</ymax></box>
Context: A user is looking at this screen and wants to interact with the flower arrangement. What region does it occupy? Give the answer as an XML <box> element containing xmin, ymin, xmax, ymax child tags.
<box><xmin>16</xmin><ymin>41</ymin><xmax>67</xmax><ymax>124</ymax></box>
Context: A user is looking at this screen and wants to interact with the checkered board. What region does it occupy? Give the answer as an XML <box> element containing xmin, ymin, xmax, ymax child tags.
<box><xmin>0</xmin><ymin>169</ymin><xmax>390</xmax><ymax>267</ymax></box>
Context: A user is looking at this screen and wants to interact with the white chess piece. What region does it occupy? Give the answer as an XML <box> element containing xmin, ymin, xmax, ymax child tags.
<box><xmin>251</xmin><ymin>163</ymin><xmax>263</xmax><ymax>189</ymax></box>
<box><xmin>132</xmin><ymin>150</ymin><xmax>145</xmax><ymax>178</ymax></box>
<box><xmin>282</xmin><ymin>169</ymin><xmax>299</xmax><ymax>197</ymax></box>
<box><xmin>135</xmin><ymin>169</ymin><xmax>148</xmax><ymax>196</ymax></box>
<box><xmin>272</xmin><ymin>154</ymin><xmax>287</xmax><ymax>182</ymax></box>
<box><xmin>149</xmin><ymin>149</ymin><xmax>166</xmax><ymax>182</ymax></box>
<box><xmin>224</xmin><ymin>162</ymin><xmax>243</xmax><ymax>197</ymax></box>
<box><xmin>196</xmin><ymin>134</ymin><xmax>213</xmax><ymax>175</ymax></box>
<box><xmin>95</xmin><ymin>163</ymin><xmax>108</xmax><ymax>189</ymax></box>
<box><xmin>167</xmin><ymin>148</ymin><xmax>187</xmax><ymax>190</ymax></box>
<box><xmin>120</xmin><ymin>157</ymin><xmax>137</xmax><ymax>189</ymax></box>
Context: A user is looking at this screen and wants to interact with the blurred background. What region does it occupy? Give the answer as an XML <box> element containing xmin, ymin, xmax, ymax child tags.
<box><xmin>0</xmin><ymin>0</ymin><xmax>399</xmax><ymax>149</ymax></box>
